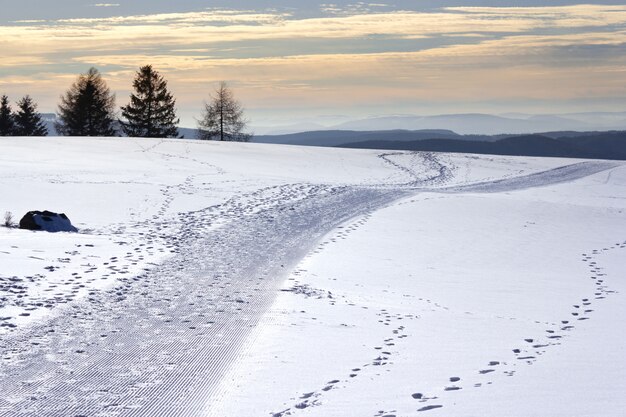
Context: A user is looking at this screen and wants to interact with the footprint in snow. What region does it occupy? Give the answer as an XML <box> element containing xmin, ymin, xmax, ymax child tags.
<box><xmin>417</xmin><ymin>405</ymin><xmax>443</xmax><ymax>412</ymax></box>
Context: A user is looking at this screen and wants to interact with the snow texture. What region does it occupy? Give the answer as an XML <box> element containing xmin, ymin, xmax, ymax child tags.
<box><xmin>0</xmin><ymin>137</ymin><xmax>624</xmax><ymax>417</ymax></box>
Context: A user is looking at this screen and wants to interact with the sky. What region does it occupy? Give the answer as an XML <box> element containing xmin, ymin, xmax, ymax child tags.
<box><xmin>1</xmin><ymin>0</ymin><xmax>626</xmax><ymax>129</ymax></box>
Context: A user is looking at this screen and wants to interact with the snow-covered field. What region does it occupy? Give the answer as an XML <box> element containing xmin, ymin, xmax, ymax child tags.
<box><xmin>0</xmin><ymin>137</ymin><xmax>624</xmax><ymax>417</ymax></box>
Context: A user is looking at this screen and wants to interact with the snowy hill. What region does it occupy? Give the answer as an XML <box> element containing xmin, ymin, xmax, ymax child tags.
<box><xmin>0</xmin><ymin>137</ymin><xmax>624</xmax><ymax>417</ymax></box>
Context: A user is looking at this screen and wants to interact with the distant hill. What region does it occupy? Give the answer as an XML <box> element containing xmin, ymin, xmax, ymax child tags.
<box><xmin>321</xmin><ymin>112</ymin><xmax>626</xmax><ymax>135</ymax></box>
<box><xmin>41</xmin><ymin>113</ymin><xmax>57</xmax><ymax>135</ymax></box>
<box><xmin>32</xmin><ymin>113</ymin><xmax>626</xmax><ymax>160</ymax></box>
<box><xmin>331</xmin><ymin>113</ymin><xmax>595</xmax><ymax>135</ymax></box>
<box><xmin>41</xmin><ymin>114</ymin><xmax>197</xmax><ymax>138</ymax></box>
<box><xmin>338</xmin><ymin>132</ymin><xmax>626</xmax><ymax>160</ymax></box>
<box><xmin>248</xmin><ymin>112</ymin><xmax>626</xmax><ymax>135</ymax></box>
<box><xmin>253</xmin><ymin>129</ymin><xmax>498</xmax><ymax>147</ymax></box>
<box><xmin>559</xmin><ymin>132</ymin><xmax>626</xmax><ymax>159</ymax></box>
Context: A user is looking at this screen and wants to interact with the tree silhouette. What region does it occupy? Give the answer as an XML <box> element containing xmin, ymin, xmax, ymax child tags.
<box><xmin>120</xmin><ymin>65</ymin><xmax>179</xmax><ymax>138</ymax></box>
<box><xmin>0</xmin><ymin>95</ymin><xmax>15</xmax><ymax>136</ymax></box>
<box><xmin>56</xmin><ymin>67</ymin><xmax>117</xmax><ymax>136</ymax></box>
<box><xmin>197</xmin><ymin>82</ymin><xmax>251</xmax><ymax>142</ymax></box>
<box><xmin>14</xmin><ymin>96</ymin><xmax>48</xmax><ymax>136</ymax></box>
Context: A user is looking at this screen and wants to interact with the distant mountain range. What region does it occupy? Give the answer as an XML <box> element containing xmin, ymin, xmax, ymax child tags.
<box><xmin>251</xmin><ymin>112</ymin><xmax>626</xmax><ymax>136</ymax></box>
<box><xmin>253</xmin><ymin>129</ymin><xmax>626</xmax><ymax>160</ymax></box>
<box><xmin>253</xmin><ymin>129</ymin><xmax>492</xmax><ymax>147</ymax></box>
<box><xmin>340</xmin><ymin>132</ymin><xmax>626</xmax><ymax>160</ymax></box>
<box><xmin>332</xmin><ymin>114</ymin><xmax>594</xmax><ymax>135</ymax></box>
<box><xmin>42</xmin><ymin>111</ymin><xmax>626</xmax><ymax>139</ymax></box>
<box><xmin>39</xmin><ymin>112</ymin><xmax>626</xmax><ymax>160</ymax></box>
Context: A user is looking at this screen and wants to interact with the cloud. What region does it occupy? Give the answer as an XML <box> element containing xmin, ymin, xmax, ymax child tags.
<box><xmin>1</xmin><ymin>4</ymin><xmax>626</xmax><ymax>119</ymax></box>
<box><xmin>0</xmin><ymin>56</ymin><xmax>50</xmax><ymax>68</ymax></box>
<box><xmin>3</xmin><ymin>5</ymin><xmax>625</xmax><ymax>53</ymax></box>
<box><xmin>320</xmin><ymin>2</ymin><xmax>392</xmax><ymax>16</ymax></box>
<box><xmin>56</xmin><ymin>9</ymin><xmax>290</xmax><ymax>26</ymax></box>
<box><xmin>3</xmin><ymin>6</ymin><xmax>623</xmax><ymax>65</ymax></box>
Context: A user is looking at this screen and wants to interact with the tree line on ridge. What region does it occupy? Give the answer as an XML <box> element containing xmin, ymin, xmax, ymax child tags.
<box><xmin>0</xmin><ymin>66</ymin><xmax>250</xmax><ymax>141</ymax></box>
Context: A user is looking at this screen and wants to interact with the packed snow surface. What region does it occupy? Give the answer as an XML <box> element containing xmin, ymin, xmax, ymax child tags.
<box><xmin>0</xmin><ymin>137</ymin><xmax>624</xmax><ymax>417</ymax></box>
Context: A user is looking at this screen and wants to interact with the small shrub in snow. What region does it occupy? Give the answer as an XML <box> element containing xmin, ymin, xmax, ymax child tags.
<box><xmin>3</xmin><ymin>211</ymin><xmax>14</xmax><ymax>228</ymax></box>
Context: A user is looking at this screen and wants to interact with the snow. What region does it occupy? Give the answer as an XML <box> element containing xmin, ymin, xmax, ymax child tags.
<box><xmin>0</xmin><ymin>136</ymin><xmax>624</xmax><ymax>417</ymax></box>
<box><xmin>211</xmin><ymin>161</ymin><xmax>626</xmax><ymax>417</ymax></box>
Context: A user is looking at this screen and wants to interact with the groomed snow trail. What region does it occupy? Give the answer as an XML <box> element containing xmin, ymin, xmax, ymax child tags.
<box><xmin>0</xmin><ymin>149</ymin><xmax>619</xmax><ymax>417</ymax></box>
<box><xmin>0</xmin><ymin>184</ymin><xmax>409</xmax><ymax>417</ymax></box>
<box><xmin>439</xmin><ymin>160</ymin><xmax>621</xmax><ymax>193</ymax></box>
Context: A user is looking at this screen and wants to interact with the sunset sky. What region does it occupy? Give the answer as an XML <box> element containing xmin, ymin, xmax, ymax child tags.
<box><xmin>1</xmin><ymin>1</ymin><xmax>625</xmax><ymax>128</ymax></box>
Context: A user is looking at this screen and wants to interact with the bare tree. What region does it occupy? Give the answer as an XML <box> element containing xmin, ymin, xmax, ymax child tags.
<box><xmin>197</xmin><ymin>82</ymin><xmax>251</xmax><ymax>142</ymax></box>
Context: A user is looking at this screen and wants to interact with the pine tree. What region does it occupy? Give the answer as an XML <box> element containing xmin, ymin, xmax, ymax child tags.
<box><xmin>120</xmin><ymin>65</ymin><xmax>179</xmax><ymax>138</ymax></box>
<box><xmin>14</xmin><ymin>96</ymin><xmax>48</xmax><ymax>136</ymax></box>
<box><xmin>197</xmin><ymin>82</ymin><xmax>251</xmax><ymax>142</ymax></box>
<box><xmin>0</xmin><ymin>95</ymin><xmax>15</xmax><ymax>136</ymax></box>
<box><xmin>56</xmin><ymin>67</ymin><xmax>117</xmax><ymax>136</ymax></box>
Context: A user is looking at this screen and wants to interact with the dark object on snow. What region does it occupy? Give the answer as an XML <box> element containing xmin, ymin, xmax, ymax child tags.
<box><xmin>19</xmin><ymin>211</ymin><xmax>78</xmax><ymax>232</ymax></box>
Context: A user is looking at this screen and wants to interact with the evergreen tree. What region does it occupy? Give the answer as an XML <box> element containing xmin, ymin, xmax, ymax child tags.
<box><xmin>56</xmin><ymin>67</ymin><xmax>117</xmax><ymax>136</ymax></box>
<box><xmin>197</xmin><ymin>82</ymin><xmax>251</xmax><ymax>142</ymax></box>
<box><xmin>0</xmin><ymin>95</ymin><xmax>15</xmax><ymax>136</ymax></box>
<box><xmin>14</xmin><ymin>96</ymin><xmax>48</xmax><ymax>136</ymax></box>
<box><xmin>120</xmin><ymin>65</ymin><xmax>179</xmax><ymax>138</ymax></box>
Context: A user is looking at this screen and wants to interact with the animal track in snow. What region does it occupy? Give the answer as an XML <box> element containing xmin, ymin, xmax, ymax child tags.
<box><xmin>402</xmin><ymin>239</ymin><xmax>626</xmax><ymax>415</ymax></box>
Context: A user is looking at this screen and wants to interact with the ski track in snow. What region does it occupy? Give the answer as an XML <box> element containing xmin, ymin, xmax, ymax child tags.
<box><xmin>0</xmin><ymin>184</ymin><xmax>408</xmax><ymax>417</ymax></box>
<box><xmin>438</xmin><ymin>160</ymin><xmax>621</xmax><ymax>193</ymax></box>
<box><xmin>0</xmin><ymin>150</ymin><xmax>620</xmax><ymax>417</ymax></box>
<box><xmin>377</xmin><ymin>152</ymin><xmax>455</xmax><ymax>188</ymax></box>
